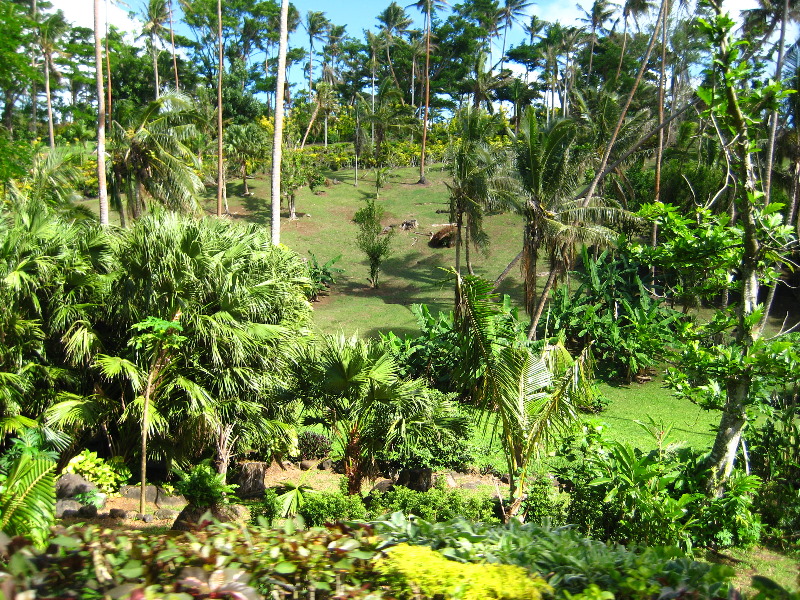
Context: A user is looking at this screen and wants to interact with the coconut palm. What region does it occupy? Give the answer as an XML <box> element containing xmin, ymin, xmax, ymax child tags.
<box><xmin>513</xmin><ymin>107</ymin><xmax>632</xmax><ymax>337</ymax></box>
<box><xmin>578</xmin><ymin>0</ymin><xmax>617</xmax><ymax>79</ymax></box>
<box><xmin>452</xmin><ymin>272</ymin><xmax>585</xmax><ymax>518</ymax></box>
<box><xmin>409</xmin><ymin>0</ymin><xmax>448</xmax><ymax>184</ymax></box>
<box><xmin>446</xmin><ymin>106</ymin><xmax>518</xmax><ymax>275</ymax></box>
<box><xmin>93</xmin><ymin>0</ymin><xmax>109</xmax><ymax>226</ymax></box>
<box><xmin>271</xmin><ymin>0</ymin><xmax>290</xmax><ymax>246</ymax></box>
<box><xmin>140</xmin><ymin>0</ymin><xmax>169</xmax><ymax>100</ymax></box>
<box><xmin>498</xmin><ymin>0</ymin><xmax>533</xmax><ymax>71</ymax></box>
<box><xmin>107</xmin><ymin>92</ymin><xmax>203</xmax><ymax>221</ymax></box>
<box><xmin>37</xmin><ymin>11</ymin><xmax>69</xmax><ymax>149</ymax></box>
<box><xmin>377</xmin><ymin>2</ymin><xmax>413</xmax><ymax>92</ymax></box>
<box><xmin>614</xmin><ymin>0</ymin><xmax>653</xmax><ymax>80</ymax></box>
<box><xmin>305</xmin><ymin>10</ymin><xmax>330</xmax><ymax>96</ymax></box>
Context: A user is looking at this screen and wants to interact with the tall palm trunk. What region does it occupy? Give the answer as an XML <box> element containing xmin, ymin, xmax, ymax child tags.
<box><xmin>614</xmin><ymin>17</ymin><xmax>629</xmax><ymax>81</ymax></box>
<box><xmin>418</xmin><ymin>1</ymin><xmax>431</xmax><ymax>184</ymax></box>
<box><xmin>270</xmin><ymin>0</ymin><xmax>289</xmax><ymax>245</ymax></box>
<box><xmin>44</xmin><ymin>55</ymin><xmax>55</xmax><ymax>149</ymax></box>
<box><xmin>581</xmin><ymin>0</ymin><xmax>668</xmax><ymax>208</ymax></box>
<box><xmin>651</xmin><ymin>1</ymin><xmax>669</xmax><ymax>285</ymax></box>
<box><xmin>169</xmin><ymin>0</ymin><xmax>179</xmax><ymax>90</ymax></box>
<box><xmin>94</xmin><ymin>0</ymin><xmax>109</xmax><ymax>227</ymax></box>
<box><xmin>105</xmin><ymin>0</ymin><xmax>112</xmax><ymax>128</ymax></box>
<box><xmin>757</xmin><ymin>0</ymin><xmax>790</xmax><ymax>334</ymax></box>
<box><xmin>216</xmin><ymin>0</ymin><xmax>224</xmax><ymax>217</ymax></box>
<box><xmin>152</xmin><ymin>44</ymin><xmax>160</xmax><ymax>100</ymax></box>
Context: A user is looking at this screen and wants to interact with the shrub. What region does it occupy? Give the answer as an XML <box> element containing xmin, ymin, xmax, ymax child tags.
<box><xmin>376</xmin><ymin>543</ymin><xmax>551</xmax><ymax>600</ymax></box>
<box><xmin>297</xmin><ymin>430</ymin><xmax>332</xmax><ymax>460</ymax></box>
<box><xmin>368</xmin><ymin>486</ymin><xmax>499</xmax><ymax>524</ymax></box>
<box><xmin>297</xmin><ymin>491</ymin><xmax>367</xmax><ymax>526</ymax></box>
<box><xmin>354</xmin><ymin>198</ymin><xmax>394</xmax><ymax>288</ymax></box>
<box><xmin>250</xmin><ymin>488</ymin><xmax>282</xmax><ymax>526</ymax></box>
<box><xmin>174</xmin><ymin>462</ymin><xmax>238</xmax><ymax>507</ymax></box>
<box><xmin>63</xmin><ymin>450</ymin><xmax>130</xmax><ymax>494</ymax></box>
<box><xmin>520</xmin><ymin>473</ymin><xmax>570</xmax><ymax>526</ymax></box>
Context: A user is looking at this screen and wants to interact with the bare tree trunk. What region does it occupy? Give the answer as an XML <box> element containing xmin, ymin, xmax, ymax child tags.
<box><xmin>418</xmin><ymin>2</ymin><xmax>431</xmax><ymax>184</ymax></box>
<box><xmin>455</xmin><ymin>206</ymin><xmax>463</xmax><ymax>275</ymax></box>
<box><xmin>169</xmin><ymin>0</ymin><xmax>179</xmax><ymax>90</ymax></box>
<box><xmin>94</xmin><ymin>0</ymin><xmax>109</xmax><ymax>227</ymax></box>
<box><xmin>105</xmin><ymin>0</ymin><xmax>112</xmax><ymax>128</ymax></box>
<box><xmin>270</xmin><ymin>0</ymin><xmax>289</xmax><ymax>246</ymax></box>
<box><xmin>152</xmin><ymin>46</ymin><xmax>160</xmax><ymax>100</ymax></box>
<box><xmin>215</xmin><ymin>423</ymin><xmax>236</xmax><ymax>480</ymax></box>
<box><xmin>300</xmin><ymin>100</ymin><xmax>320</xmax><ymax>149</ymax></box>
<box><xmin>493</xmin><ymin>250</ymin><xmax>522</xmax><ymax>289</ymax></box>
<box><xmin>44</xmin><ymin>57</ymin><xmax>55</xmax><ymax>150</ymax></box>
<box><xmin>527</xmin><ymin>264</ymin><xmax>557</xmax><ymax>340</ymax></box>
<box><xmin>580</xmin><ymin>0</ymin><xmax>668</xmax><ymax>208</ymax></box>
<box><xmin>216</xmin><ymin>0</ymin><xmax>224</xmax><ymax>217</ymax></box>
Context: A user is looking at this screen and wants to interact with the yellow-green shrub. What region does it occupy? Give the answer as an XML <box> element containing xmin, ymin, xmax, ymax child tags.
<box><xmin>376</xmin><ymin>543</ymin><xmax>551</xmax><ymax>600</ymax></box>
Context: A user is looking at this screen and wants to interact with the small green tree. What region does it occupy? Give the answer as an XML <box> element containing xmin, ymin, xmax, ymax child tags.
<box><xmin>354</xmin><ymin>198</ymin><xmax>394</xmax><ymax>288</ymax></box>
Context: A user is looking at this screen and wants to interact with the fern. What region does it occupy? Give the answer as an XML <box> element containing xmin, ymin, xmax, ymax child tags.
<box><xmin>0</xmin><ymin>453</ymin><xmax>56</xmax><ymax>546</ymax></box>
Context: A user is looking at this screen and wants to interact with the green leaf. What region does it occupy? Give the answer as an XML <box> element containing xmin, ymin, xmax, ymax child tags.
<box><xmin>274</xmin><ymin>561</ymin><xmax>297</xmax><ymax>574</ymax></box>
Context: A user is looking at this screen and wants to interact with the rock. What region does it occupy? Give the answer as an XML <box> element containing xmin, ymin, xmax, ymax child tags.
<box><xmin>155</xmin><ymin>488</ymin><xmax>186</xmax><ymax>507</ymax></box>
<box><xmin>78</xmin><ymin>504</ymin><xmax>98</xmax><ymax>518</ymax></box>
<box><xmin>119</xmin><ymin>485</ymin><xmax>159</xmax><ymax>503</ymax></box>
<box><xmin>400</xmin><ymin>219</ymin><xmax>418</xmax><ymax>230</ymax></box>
<box><xmin>137</xmin><ymin>513</ymin><xmax>154</xmax><ymax>523</ymax></box>
<box><xmin>444</xmin><ymin>473</ymin><xmax>458</xmax><ymax>488</ymax></box>
<box><xmin>397</xmin><ymin>468</ymin><xmax>434</xmax><ymax>492</ymax></box>
<box><xmin>500</xmin><ymin>474</ymin><xmax>510</xmax><ymax>484</ymax></box>
<box><xmin>56</xmin><ymin>473</ymin><xmax>97</xmax><ymax>499</ymax></box>
<box><xmin>172</xmin><ymin>503</ymin><xmax>250</xmax><ymax>532</ymax></box>
<box><xmin>317</xmin><ymin>459</ymin><xmax>333</xmax><ymax>471</ymax></box>
<box><xmin>237</xmin><ymin>462</ymin><xmax>269</xmax><ymax>498</ymax></box>
<box><xmin>459</xmin><ymin>481</ymin><xmax>480</xmax><ymax>490</ymax></box>
<box><xmin>109</xmin><ymin>508</ymin><xmax>132</xmax><ymax>519</ymax></box>
<box><xmin>299</xmin><ymin>460</ymin><xmax>316</xmax><ymax>471</ymax></box>
<box><xmin>55</xmin><ymin>499</ymin><xmax>82</xmax><ymax>518</ymax></box>
<box><xmin>154</xmin><ymin>509</ymin><xmax>179</xmax><ymax>520</ymax></box>
<box><xmin>369</xmin><ymin>479</ymin><xmax>394</xmax><ymax>495</ymax></box>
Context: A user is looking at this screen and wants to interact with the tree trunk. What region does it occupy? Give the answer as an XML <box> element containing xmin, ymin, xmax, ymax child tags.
<box><xmin>44</xmin><ymin>56</ymin><xmax>55</xmax><ymax>150</ymax></box>
<box><xmin>493</xmin><ymin>250</ymin><xmax>522</xmax><ymax>289</ymax></box>
<box><xmin>465</xmin><ymin>218</ymin><xmax>474</xmax><ymax>276</ymax></box>
<box><xmin>152</xmin><ymin>46</ymin><xmax>160</xmax><ymax>100</ymax></box>
<box><xmin>169</xmin><ymin>0</ymin><xmax>179</xmax><ymax>90</ymax></box>
<box><xmin>300</xmin><ymin>100</ymin><xmax>320</xmax><ymax>149</ymax></box>
<box><xmin>216</xmin><ymin>0</ymin><xmax>224</xmax><ymax>217</ymax></box>
<box><xmin>614</xmin><ymin>17</ymin><xmax>629</xmax><ymax>82</ymax></box>
<box><xmin>527</xmin><ymin>264</ymin><xmax>557</xmax><ymax>340</ymax></box>
<box><xmin>580</xmin><ymin>0</ymin><xmax>668</xmax><ymax>208</ymax></box>
<box><xmin>455</xmin><ymin>204</ymin><xmax>463</xmax><ymax>275</ymax></box>
<box><xmin>94</xmin><ymin>0</ymin><xmax>109</xmax><ymax>227</ymax></box>
<box><xmin>270</xmin><ymin>0</ymin><xmax>289</xmax><ymax>246</ymax></box>
<box><xmin>417</xmin><ymin>2</ymin><xmax>431</xmax><ymax>185</ymax></box>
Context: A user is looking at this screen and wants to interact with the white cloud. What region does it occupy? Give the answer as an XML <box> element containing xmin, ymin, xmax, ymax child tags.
<box><xmin>48</xmin><ymin>0</ymin><xmax>142</xmax><ymax>38</ymax></box>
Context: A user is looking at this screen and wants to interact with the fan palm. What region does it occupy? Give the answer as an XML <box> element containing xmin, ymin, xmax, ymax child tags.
<box><xmin>299</xmin><ymin>334</ymin><xmax>462</xmax><ymax>495</ymax></box>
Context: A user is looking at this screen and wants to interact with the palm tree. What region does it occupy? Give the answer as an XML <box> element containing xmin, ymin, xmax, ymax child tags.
<box><xmin>37</xmin><ymin>11</ymin><xmax>69</xmax><ymax>149</ymax></box>
<box><xmin>614</xmin><ymin>0</ymin><xmax>653</xmax><ymax>80</ymax></box>
<box><xmin>298</xmin><ymin>334</ymin><xmax>464</xmax><ymax>495</ymax></box>
<box><xmin>271</xmin><ymin>0</ymin><xmax>290</xmax><ymax>246</ymax></box>
<box><xmin>514</xmin><ymin>108</ymin><xmax>632</xmax><ymax>337</ymax></box>
<box><xmin>498</xmin><ymin>0</ymin><xmax>533</xmax><ymax>71</ymax></box>
<box><xmin>446</xmin><ymin>106</ymin><xmax>517</xmax><ymax>275</ymax></box>
<box><xmin>305</xmin><ymin>11</ymin><xmax>329</xmax><ymax>96</ymax></box>
<box><xmin>216</xmin><ymin>0</ymin><xmax>223</xmax><ymax>217</ymax></box>
<box><xmin>93</xmin><ymin>0</ymin><xmax>109</xmax><ymax>226</ymax></box>
<box><xmin>140</xmin><ymin>0</ymin><xmax>169</xmax><ymax>100</ymax></box>
<box><xmin>377</xmin><ymin>2</ymin><xmax>413</xmax><ymax>92</ymax></box>
<box><xmin>47</xmin><ymin>214</ymin><xmax>312</xmax><ymax>508</ymax></box>
<box><xmin>107</xmin><ymin>93</ymin><xmax>203</xmax><ymax>220</ymax></box>
<box><xmin>409</xmin><ymin>0</ymin><xmax>448</xmax><ymax>184</ymax></box>
<box><xmin>578</xmin><ymin>0</ymin><xmax>617</xmax><ymax>79</ymax></box>
<box><xmin>452</xmin><ymin>273</ymin><xmax>584</xmax><ymax>519</ymax></box>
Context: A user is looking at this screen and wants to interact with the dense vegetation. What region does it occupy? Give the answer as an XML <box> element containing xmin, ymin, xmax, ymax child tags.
<box><xmin>1</xmin><ymin>0</ymin><xmax>799</xmax><ymax>597</ymax></box>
